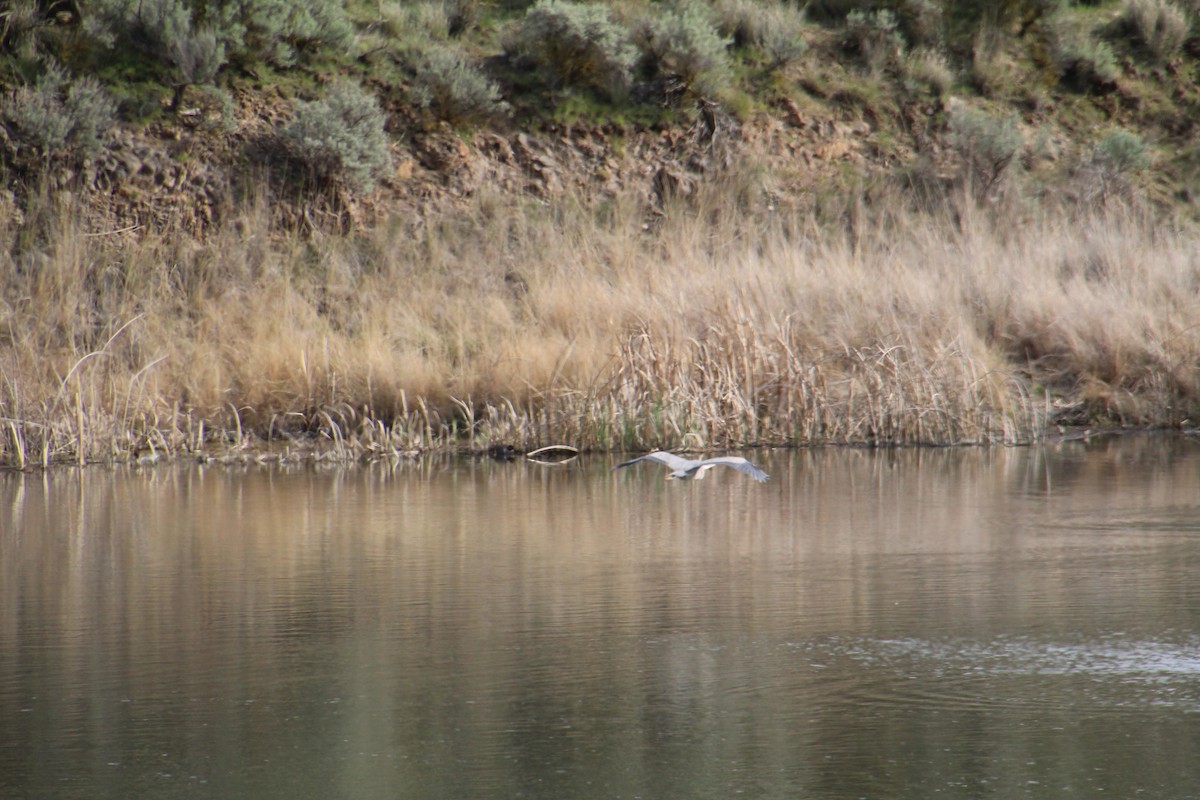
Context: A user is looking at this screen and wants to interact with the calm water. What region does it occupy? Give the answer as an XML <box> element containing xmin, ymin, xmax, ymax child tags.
<box><xmin>3</xmin><ymin>436</ymin><xmax>1200</xmax><ymax>799</ymax></box>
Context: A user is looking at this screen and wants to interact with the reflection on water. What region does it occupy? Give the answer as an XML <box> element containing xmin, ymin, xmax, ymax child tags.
<box><xmin>2</xmin><ymin>435</ymin><xmax>1200</xmax><ymax>799</ymax></box>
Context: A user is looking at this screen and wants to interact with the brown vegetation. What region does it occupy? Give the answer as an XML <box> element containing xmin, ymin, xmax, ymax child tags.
<box><xmin>6</xmin><ymin>0</ymin><xmax>1200</xmax><ymax>467</ymax></box>
<box><xmin>2</xmin><ymin>162</ymin><xmax>1198</xmax><ymax>467</ymax></box>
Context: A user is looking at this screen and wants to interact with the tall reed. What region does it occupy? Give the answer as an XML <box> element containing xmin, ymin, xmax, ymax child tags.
<box><xmin>1</xmin><ymin>171</ymin><xmax>1197</xmax><ymax>467</ymax></box>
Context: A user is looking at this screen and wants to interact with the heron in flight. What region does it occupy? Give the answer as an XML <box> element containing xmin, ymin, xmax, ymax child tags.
<box><xmin>615</xmin><ymin>451</ymin><xmax>769</xmax><ymax>482</ymax></box>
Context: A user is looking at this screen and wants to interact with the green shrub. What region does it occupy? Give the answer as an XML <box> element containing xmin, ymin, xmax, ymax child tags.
<box><xmin>284</xmin><ymin>81</ymin><xmax>392</xmax><ymax>191</ymax></box>
<box><xmin>375</xmin><ymin>1</ymin><xmax>451</xmax><ymax>43</ymax></box>
<box><xmin>897</xmin><ymin>0</ymin><xmax>944</xmax><ymax>48</ymax></box>
<box><xmin>1</xmin><ymin>2</ymin><xmax>48</xmax><ymax>59</ymax></box>
<box><xmin>1076</xmin><ymin>128</ymin><xmax>1151</xmax><ymax>204</ymax></box>
<box><xmin>637</xmin><ymin>1</ymin><xmax>732</xmax><ymax>97</ymax></box>
<box><xmin>513</xmin><ymin>0</ymin><xmax>638</xmax><ymax>95</ymax></box>
<box><xmin>760</xmin><ymin>22</ymin><xmax>810</xmax><ymax>71</ymax></box>
<box><xmin>87</xmin><ymin>0</ymin><xmax>353</xmax><ymax>70</ymax></box>
<box><xmin>2</xmin><ymin>63</ymin><xmax>116</xmax><ymax>161</ymax></box>
<box><xmin>1047</xmin><ymin>17</ymin><xmax>1119</xmax><ymax>88</ymax></box>
<box><xmin>412</xmin><ymin>47</ymin><xmax>509</xmax><ymax>125</ymax></box>
<box><xmin>904</xmin><ymin>46</ymin><xmax>954</xmax><ymax>94</ymax></box>
<box><xmin>231</xmin><ymin>0</ymin><xmax>355</xmax><ymax>66</ymax></box>
<box><xmin>946</xmin><ymin>103</ymin><xmax>1024</xmax><ymax>197</ymax></box>
<box><xmin>1092</xmin><ymin>127</ymin><xmax>1151</xmax><ymax>173</ymax></box>
<box><xmin>444</xmin><ymin>0</ymin><xmax>481</xmax><ymax>37</ymax></box>
<box><xmin>844</xmin><ymin>9</ymin><xmax>904</xmax><ymax>73</ymax></box>
<box><xmin>711</xmin><ymin>0</ymin><xmax>809</xmax><ymax>70</ymax></box>
<box><xmin>1120</xmin><ymin>0</ymin><xmax>1189</xmax><ymax>61</ymax></box>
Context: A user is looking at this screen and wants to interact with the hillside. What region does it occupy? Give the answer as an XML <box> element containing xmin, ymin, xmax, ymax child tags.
<box><xmin>2</xmin><ymin>0</ymin><xmax>1200</xmax><ymax>466</ymax></box>
<box><xmin>3</xmin><ymin>0</ymin><xmax>1199</xmax><ymax>227</ymax></box>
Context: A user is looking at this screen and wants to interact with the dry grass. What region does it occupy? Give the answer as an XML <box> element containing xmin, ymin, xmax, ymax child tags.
<box><xmin>1</xmin><ymin>169</ymin><xmax>1198</xmax><ymax>467</ymax></box>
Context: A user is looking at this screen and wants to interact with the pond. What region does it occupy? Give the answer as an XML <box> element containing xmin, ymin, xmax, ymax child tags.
<box><xmin>3</xmin><ymin>435</ymin><xmax>1200</xmax><ymax>799</ymax></box>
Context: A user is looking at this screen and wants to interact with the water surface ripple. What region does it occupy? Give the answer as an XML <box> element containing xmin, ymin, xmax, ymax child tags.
<box><xmin>3</xmin><ymin>435</ymin><xmax>1200</xmax><ymax>799</ymax></box>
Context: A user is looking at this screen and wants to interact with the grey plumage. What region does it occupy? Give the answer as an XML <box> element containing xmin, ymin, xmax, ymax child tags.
<box><xmin>615</xmin><ymin>451</ymin><xmax>769</xmax><ymax>482</ymax></box>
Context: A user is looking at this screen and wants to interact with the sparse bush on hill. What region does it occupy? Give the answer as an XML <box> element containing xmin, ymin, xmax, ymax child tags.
<box><xmin>412</xmin><ymin>47</ymin><xmax>509</xmax><ymax>125</ymax></box>
<box><xmin>444</xmin><ymin>0</ymin><xmax>482</xmax><ymax>37</ymax></box>
<box><xmin>1048</xmin><ymin>14</ymin><xmax>1119</xmax><ymax>89</ymax></box>
<box><xmin>946</xmin><ymin>103</ymin><xmax>1024</xmax><ymax>198</ymax></box>
<box><xmin>710</xmin><ymin>0</ymin><xmax>809</xmax><ymax>71</ymax></box>
<box><xmin>1077</xmin><ymin>127</ymin><xmax>1151</xmax><ymax>204</ymax></box>
<box><xmin>513</xmin><ymin>0</ymin><xmax>638</xmax><ymax>96</ymax></box>
<box><xmin>897</xmin><ymin>0</ymin><xmax>944</xmax><ymax>48</ymax></box>
<box><xmin>221</xmin><ymin>0</ymin><xmax>355</xmax><ymax>66</ymax></box>
<box><xmin>636</xmin><ymin>1</ymin><xmax>732</xmax><ymax>97</ymax></box>
<box><xmin>844</xmin><ymin>9</ymin><xmax>905</xmax><ymax>73</ymax></box>
<box><xmin>1120</xmin><ymin>0</ymin><xmax>1189</xmax><ymax>61</ymax></box>
<box><xmin>0</xmin><ymin>2</ymin><xmax>51</xmax><ymax>60</ymax></box>
<box><xmin>284</xmin><ymin>81</ymin><xmax>392</xmax><ymax>191</ymax></box>
<box><xmin>111</xmin><ymin>0</ymin><xmax>228</xmax><ymax>106</ymax></box>
<box><xmin>904</xmin><ymin>46</ymin><xmax>954</xmax><ymax>93</ymax></box>
<box><xmin>2</xmin><ymin>62</ymin><xmax>116</xmax><ymax>161</ymax></box>
<box><xmin>86</xmin><ymin>0</ymin><xmax>352</xmax><ymax>72</ymax></box>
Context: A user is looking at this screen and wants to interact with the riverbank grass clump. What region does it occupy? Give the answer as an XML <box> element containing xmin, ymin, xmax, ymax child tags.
<box><xmin>3</xmin><ymin>168</ymin><xmax>1199</xmax><ymax>468</ymax></box>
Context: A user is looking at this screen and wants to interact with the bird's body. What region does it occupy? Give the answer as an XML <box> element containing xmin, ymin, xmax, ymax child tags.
<box><xmin>615</xmin><ymin>451</ymin><xmax>769</xmax><ymax>482</ymax></box>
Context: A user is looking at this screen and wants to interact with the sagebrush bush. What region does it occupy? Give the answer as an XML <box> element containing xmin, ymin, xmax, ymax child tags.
<box><xmin>896</xmin><ymin>0</ymin><xmax>943</xmax><ymax>48</ymax></box>
<box><xmin>1092</xmin><ymin>128</ymin><xmax>1151</xmax><ymax>173</ymax></box>
<box><xmin>904</xmin><ymin>46</ymin><xmax>954</xmax><ymax>94</ymax></box>
<box><xmin>376</xmin><ymin>1</ymin><xmax>450</xmax><ymax>42</ymax></box>
<box><xmin>844</xmin><ymin>9</ymin><xmax>905</xmax><ymax>73</ymax></box>
<box><xmin>87</xmin><ymin>0</ymin><xmax>352</xmax><ymax>70</ymax></box>
<box><xmin>1121</xmin><ymin>0</ymin><xmax>1189</xmax><ymax>61</ymax></box>
<box><xmin>412</xmin><ymin>47</ymin><xmax>509</xmax><ymax>124</ymax></box>
<box><xmin>0</xmin><ymin>2</ymin><xmax>47</xmax><ymax>59</ymax></box>
<box><xmin>760</xmin><ymin>23</ymin><xmax>810</xmax><ymax>71</ymax></box>
<box><xmin>947</xmin><ymin>103</ymin><xmax>1024</xmax><ymax>197</ymax></box>
<box><xmin>140</xmin><ymin>0</ymin><xmax>224</xmax><ymax>81</ymax></box>
<box><xmin>225</xmin><ymin>0</ymin><xmax>355</xmax><ymax>66</ymax></box>
<box><xmin>1074</xmin><ymin>128</ymin><xmax>1151</xmax><ymax>205</ymax></box>
<box><xmin>1048</xmin><ymin>17</ymin><xmax>1119</xmax><ymax>87</ymax></box>
<box><xmin>444</xmin><ymin>0</ymin><xmax>481</xmax><ymax>37</ymax></box>
<box><xmin>637</xmin><ymin>1</ymin><xmax>732</xmax><ymax>96</ymax></box>
<box><xmin>514</xmin><ymin>0</ymin><xmax>638</xmax><ymax>95</ymax></box>
<box><xmin>284</xmin><ymin>81</ymin><xmax>392</xmax><ymax>191</ymax></box>
<box><xmin>2</xmin><ymin>63</ymin><xmax>116</xmax><ymax>160</ymax></box>
<box><xmin>711</xmin><ymin>0</ymin><xmax>809</xmax><ymax>70</ymax></box>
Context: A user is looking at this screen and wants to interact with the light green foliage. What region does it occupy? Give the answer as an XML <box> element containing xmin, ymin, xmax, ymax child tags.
<box><xmin>1092</xmin><ymin>127</ymin><xmax>1151</xmax><ymax>173</ymax></box>
<box><xmin>229</xmin><ymin>0</ymin><xmax>355</xmax><ymax>66</ymax></box>
<box><xmin>1076</xmin><ymin>127</ymin><xmax>1151</xmax><ymax>204</ymax></box>
<box><xmin>86</xmin><ymin>0</ymin><xmax>352</xmax><ymax>71</ymax></box>
<box><xmin>904</xmin><ymin>46</ymin><xmax>954</xmax><ymax>94</ymax></box>
<box><xmin>760</xmin><ymin>23</ymin><xmax>810</xmax><ymax>71</ymax></box>
<box><xmin>1047</xmin><ymin>16</ymin><xmax>1119</xmax><ymax>86</ymax></box>
<box><xmin>0</xmin><ymin>2</ymin><xmax>48</xmax><ymax>59</ymax></box>
<box><xmin>947</xmin><ymin>103</ymin><xmax>1024</xmax><ymax>195</ymax></box>
<box><xmin>845</xmin><ymin>9</ymin><xmax>905</xmax><ymax>73</ymax></box>
<box><xmin>174</xmin><ymin>24</ymin><xmax>228</xmax><ymax>85</ymax></box>
<box><xmin>514</xmin><ymin>0</ymin><xmax>639</xmax><ymax>95</ymax></box>
<box><xmin>284</xmin><ymin>81</ymin><xmax>393</xmax><ymax>191</ymax></box>
<box><xmin>638</xmin><ymin>1</ymin><xmax>733</xmax><ymax>96</ymax></box>
<box><xmin>2</xmin><ymin>63</ymin><xmax>117</xmax><ymax>160</ymax></box>
<box><xmin>711</xmin><ymin>0</ymin><xmax>809</xmax><ymax>70</ymax></box>
<box><xmin>1121</xmin><ymin>0</ymin><xmax>1189</xmax><ymax>61</ymax></box>
<box><xmin>444</xmin><ymin>0</ymin><xmax>481</xmax><ymax>37</ymax></box>
<box><xmin>374</xmin><ymin>1</ymin><xmax>451</xmax><ymax>44</ymax></box>
<box><xmin>897</xmin><ymin>0</ymin><xmax>943</xmax><ymax>48</ymax></box>
<box><xmin>412</xmin><ymin>47</ymin><xmax>509</xmax><ymax>125</ymax></box>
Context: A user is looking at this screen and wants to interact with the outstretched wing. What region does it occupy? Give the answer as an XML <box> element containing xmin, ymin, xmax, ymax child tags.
<box><xmin>615</xmin><ymin>451</ymin><xmax>694</xmax><ymax>471</ymax></box>
<box><xmin>700</xmin><ymin>456</ymin><xmax>770</xmax><ymax>482</ymax></box>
